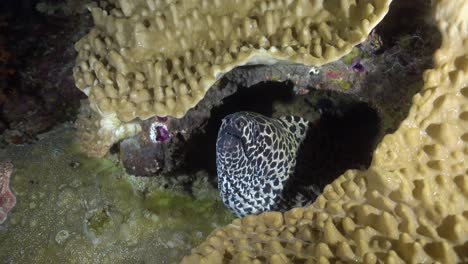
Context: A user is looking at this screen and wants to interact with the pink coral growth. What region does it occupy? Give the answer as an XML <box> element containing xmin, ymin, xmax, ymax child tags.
<box><xmin>325</xmin><ymin>70</ymin><xmax>343</xmax><ymax>79</ymax></box>
<box><xmin>294</xmin><ymin>87</ymin><xmax>310</xmax><ymax>95</ymax></box>
<box><xmin>0</xmin><ymin>160</ymin><xmax>16</xmax><ymax>224</ymax></box>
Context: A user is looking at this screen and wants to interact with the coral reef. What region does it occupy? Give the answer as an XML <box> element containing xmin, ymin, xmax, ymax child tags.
<box><xmin>0</xmin><ymin>125</ymin><xmax>234</xmax><ymax>263</ymax></box>
<box><xmin>73</xmin><ymin>0</ymin><xmax>392</xmax><ymax>121</ymax></box>
<box><xmin>0</xmin><ymin>160</ymin><xmax>16</xmax><ymax>224</ymax></box>
<box><xmin>183</xmin><ymin>0</ymin><xmax>468</xmax><ymax>262</ymax></box>
<box><xmin>73</xmin><ymin>0</ymin><xmax>439</xmax><ymax>164</ymax></box>
<box><xmin>120</xmin><ymin>19</ymin><xmax>438</xmax><ymax>176</ymax></box>
<box><xmin>0</xmin><ymin>1</ymin><xmax>90</xmax><ymax>146</ymax></box>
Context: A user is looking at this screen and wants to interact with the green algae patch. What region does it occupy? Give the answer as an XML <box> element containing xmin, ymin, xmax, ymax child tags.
<box><xmin>144</xmin><ymin>189</ymin><xmax>234</xmax><ymax>239</ymax></box>
<box><xmin>342</xmin><ymin>47</ymin><xmax>360</xmax><ymax>65</ymax></box>
<box><xmin>337</xmin><ymin>79</ymin><xmax>351</xmax><ymax>90</ymax></box>
<box><xmin>145</xmin><ymin>191</ymin><xmax>192</xmax><ymax>217</ymax></box>
<box><xmin>86</xmin><ymin>208</ymin><xmax>112</xmax><ymax>235</ymax></box>
<box><xmin>0</xmin><ymin>124</ymin><xmax>234</xmax><ymax>263</ymax></box>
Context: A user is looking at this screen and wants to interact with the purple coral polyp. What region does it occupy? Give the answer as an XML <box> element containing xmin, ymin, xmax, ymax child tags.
<box><xmin>156</xmin><ymin>125</ymin><xmax>170</xmax><ymax>142</ymax></box>
<box><xmin>352</xmin><ymin>61</ymin><xmax>365</xmax><ymax>72</ymax></box>
<box><xmin>149</xmin><ymin>117</ymin><xmax>171</xmax><ymax>143</ymax></box>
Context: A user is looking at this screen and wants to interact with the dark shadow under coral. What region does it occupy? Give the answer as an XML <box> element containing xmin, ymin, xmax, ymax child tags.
<box><xmin>184</xmin><ymin>81</ymin><xmax>295</xmax><ymax>176</ymax></box>
<box><xmin>292</xmin><ymin>102</ymin><xmax>380</xmax><ymax>191</ymax></box>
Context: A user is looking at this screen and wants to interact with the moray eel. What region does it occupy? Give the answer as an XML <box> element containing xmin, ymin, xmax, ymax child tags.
<box><xmin>216</xmin><ymin>111</ymin><xmax>319</xmax><ymax>217</ymax></box>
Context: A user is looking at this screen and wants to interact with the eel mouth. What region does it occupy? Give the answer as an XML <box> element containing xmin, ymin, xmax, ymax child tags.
<box><xmin>218</xmin><ymin>124</ymin><xmax>246</xmax><ymax>154</ymax></box>
<box><xmin>224</xmin><ymin>126</ymin><xmax>242</xmax><ymax>139</ymax></box>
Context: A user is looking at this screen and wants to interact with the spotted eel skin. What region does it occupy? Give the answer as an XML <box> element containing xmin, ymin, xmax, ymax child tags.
<box><xmin>216</xmin><ymin>111</ymin><xmax>319</xmax><ymax>217</ymax></box>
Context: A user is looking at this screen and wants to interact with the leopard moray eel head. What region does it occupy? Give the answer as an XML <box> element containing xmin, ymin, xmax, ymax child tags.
<box><xmin>216</xmin><ymin>111</ymin><xmax>311</xmax><ymax>217</ymax></box>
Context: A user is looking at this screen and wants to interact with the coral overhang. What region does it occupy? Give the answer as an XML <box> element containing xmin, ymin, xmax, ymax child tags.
<box><xmin>73</xmin><ymin>0</ymin><xmax>392</xmax><ymax>121</ymax></box>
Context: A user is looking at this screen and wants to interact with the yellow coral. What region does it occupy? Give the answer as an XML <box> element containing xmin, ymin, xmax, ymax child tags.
<box><xmin>75</xmin><ymin>100</ymin><xmax>141</xmax><ymax>157</ymax></box>
<box><xmin>182</xmin><ymin>0</ymin><xmax>468</xmax><ymax>263</ymax></box>
<box><xmin>73</xmin><ymin>0</ymin><xmax>392</xmax><ymax>121</ymax></box>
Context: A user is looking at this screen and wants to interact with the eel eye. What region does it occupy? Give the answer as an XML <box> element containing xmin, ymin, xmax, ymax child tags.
<box><xmin>236</xmin><ymin>120</ymin><xmax>245</xmax><ymax>129</ymax></box>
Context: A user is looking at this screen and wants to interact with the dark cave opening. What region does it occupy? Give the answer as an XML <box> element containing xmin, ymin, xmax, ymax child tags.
<box><xmin>293</xmin><ymin>101</ymin><xmax>380</xmax><ymax>190</ymax></box>
<box><xmin>184</xmin><ymin>81</ymin><xmax>381</xmax><ymax>193</ymax></box>
<box><xmin>185</xmin><ymin>81</ymin><xmax>296</xmax><ymax>176</ymax></box>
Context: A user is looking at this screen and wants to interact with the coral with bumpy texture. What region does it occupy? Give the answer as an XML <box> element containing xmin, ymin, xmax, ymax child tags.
<box><xmin>73</xmin><ymin>0</ymin><xmax>392</xmax><ymax>121</ymax></box>
<box><xmin>182</xmin><ymin>0</ymin><xmax>468</xmax><ymax>263</ymax></box>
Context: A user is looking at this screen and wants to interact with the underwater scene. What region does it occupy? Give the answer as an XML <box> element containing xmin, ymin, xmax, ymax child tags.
<box><xmin>0</xmin><ymin>0</ymin><xmax>467</xmax><ymax>263</ymax></box>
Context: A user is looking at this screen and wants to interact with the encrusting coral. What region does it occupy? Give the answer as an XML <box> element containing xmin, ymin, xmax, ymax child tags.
<box><xmin>0</xmin><ymin>160</ymin><xmax>16</xmax><ymax>224</ymax></box>
<box><xmin>182</xmin><ymin>0</ymin><xmax>468</xmax><ymax>262</ymax></box>
<box><xmin>75</xmin><ymin>100</ymin><xmax>141</xmax><ymax>157</ymax></box>
<box><xmin>73</xmin><ymin>0</ymin><xmax>392</xmax><ymax>121</ymax></box>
